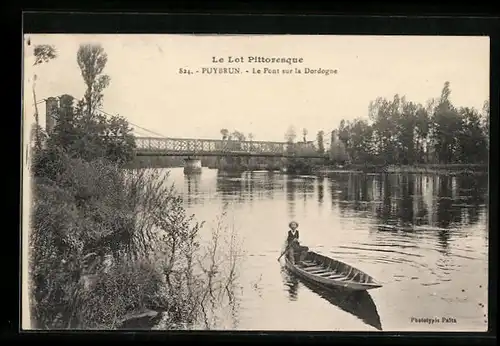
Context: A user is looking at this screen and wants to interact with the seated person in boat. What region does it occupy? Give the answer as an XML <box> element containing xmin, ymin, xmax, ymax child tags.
<box><xmin>286</xmin><ymin>221</ymin><xmax>309</xmax><ymax>264</ymax></box>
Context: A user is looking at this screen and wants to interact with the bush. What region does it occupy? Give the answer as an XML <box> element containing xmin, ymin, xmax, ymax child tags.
<box><xmin>29</xmin><ymin>147</ymin><xmax>242</xmax><ymax>330</ymax></box>
<box><xmin>76</xmin><ymin>260</ymin><xmax>164</xmax><ymax>329</ymax></box>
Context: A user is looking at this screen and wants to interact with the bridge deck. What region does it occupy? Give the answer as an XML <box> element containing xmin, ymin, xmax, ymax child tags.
<box><xmin>134</xmin><ymin>137</ymin><xmax>327</xmax><ymax>158</ymax></box>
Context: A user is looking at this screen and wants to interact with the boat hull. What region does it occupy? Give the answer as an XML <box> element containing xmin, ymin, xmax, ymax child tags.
<box><xmin>284</xmin><ymin>250</ymin><xmax>382</xmax><ymax>291</ymax></box>
<box><xmin>281</xmin><ymin>267</ymin><xmax>383</xmax><ymax>330</ymax></box>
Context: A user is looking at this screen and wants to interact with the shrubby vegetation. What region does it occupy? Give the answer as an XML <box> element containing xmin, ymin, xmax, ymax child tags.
<box><xmin>28</xmin><ymin>41</ymin><xmax>240</xmax><ymax>329</ymax></box>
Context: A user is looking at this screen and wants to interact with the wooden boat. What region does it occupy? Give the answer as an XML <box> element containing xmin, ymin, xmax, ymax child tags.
<box><xmin>284</xmin><ymin>249</ymin><xmax>382</xmax><ymax>291</ymax></box>
<box><xmin>281</xmin><ymin>267</ymin><xmax>382</xmax><ymax>330</ymax></box>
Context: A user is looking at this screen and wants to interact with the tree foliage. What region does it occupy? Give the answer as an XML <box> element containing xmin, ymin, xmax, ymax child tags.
<box><xmin>481</xmin><ymin>100</ymin><xmax>489</xmax><ymax>148</ymax></box>
<box><xmin>284</xmin><ymin>125</ymin><xmax>297</xmax><ymax>143</ymax></box>
<box><xmin>302</xmin><ymin>128</ymin><xmax>308</xmax><ymax>142</ymax></box>
<box><xmin>230</xmin><ymin>130</ymin><xmax>246</xmax><ymax>141</ymax></box>
<box><xmin>220</xmin><ymin>129</ymin><xmax>229</xmax><ymax>140</ymax></box>
<box><xmin>329</xmin><ymin>130</ymin><xmax>348</xmax><ymax>163</ymax></box>
<box><xmin>316</xmin><ymin>131</ymin><xmax>325</xmax><ymax>153</ymax></box>
<box><xmin>77</xmin><ymin>44</ymin><xmax>111</xmax><ymax>116</ymax></box>
<box><xmin>220</xmin><ymin>129</ymin><xmax>246</xmax><ymax>141</ymax></box>
<box><xmin>31</xmin><ymin>44</ymin><xmax>58</xmax><ymax>149</ymax></box>
<box><xmin>34</xmin><ymin>44</ymin><xmax>136</xmax><ymax>167</ymax></box>
<box><xmin>33</xmin><ymin>44</ymin><xmax>57</xmax><ymax>66</ymax></box>
<box><xmin>332</xmin><ymin>82</ymin><xmax>489</xmax><ymax>165</ymax></box>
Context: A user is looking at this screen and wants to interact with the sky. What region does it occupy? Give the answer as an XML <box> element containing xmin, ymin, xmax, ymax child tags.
<box><xmin>23</xmin><ymin>34</ymin><xmax>489</xmax><ymax>142</ymax></box>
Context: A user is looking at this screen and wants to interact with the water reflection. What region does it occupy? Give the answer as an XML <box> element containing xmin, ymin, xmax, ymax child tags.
<box><xmin>323</xmin><ymin>173</ymin><xmax>488</xmax><ymax>231</ymax></box>
<box><xmin>185</xmin><ymin>174</ymin><xmax>201</xmax><ymax>206</ymax></box>
<box><xmin>317</xmin><ymin>177</ymin><xmax>325</xmax><ymax>205</ymax></box>
<box><xmin>215</xmin><ymin>171</ymin><xmax>287</xmax><ymax>203</ymax></box>
<box><xmin>286</xmin><ymin>175</ymin><xmax>297</xmax><ymax>219</ymax></box>
<box><xmin>399</xmin><ymin>174</ymin><xmax>414</xmax><ymax>225</ymax></box>
<box><xmin>216</xmin><ymin>171</ymin><xmax>243</xmax><ymax>199</ymax></box>
<box><xmin>300</xmin><ymin>177</ymin><xmax>315</xmax><ymax>202</ymax></box>
<box><xmin>328</xmin><ymin>173</ymin><xmax>488</xmax><ymax>257</ymax></box>
<box><xmin>281</xmin><ymin>267</ymin><xmax>382</xmax><ymax>331</ymax></box>
<box><xmin>213</xmin><ymin>170</ymin><xmax>486</xmax><ymax>245</ymax></box>
<box><xmin>282</xmin><ymin>269</ymin><xmax>299</xmax><ymax>301</ymax></box>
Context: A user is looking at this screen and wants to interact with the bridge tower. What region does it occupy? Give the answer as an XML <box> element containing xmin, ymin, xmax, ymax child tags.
<box><xmin>183</xmin><ymin>157</ymin><xmax>202</xmax><ymax>174</ymax></box>
<box><xmin>45</xmin><ymin>97</ymin><xmax>59</xmax><ymax>134</ymax></box>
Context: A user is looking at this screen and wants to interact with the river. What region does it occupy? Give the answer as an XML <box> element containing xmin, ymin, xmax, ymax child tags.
<box><xmin>166</xmin><ymin>168</ymin><xmax>488</xmax><ymax>332</ymax></box>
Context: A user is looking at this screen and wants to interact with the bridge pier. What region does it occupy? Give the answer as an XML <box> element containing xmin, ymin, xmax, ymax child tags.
<box><xmin>183</xmin><ymin>157</ymin><xmax>202</xmax><ymax>174</ymax></box>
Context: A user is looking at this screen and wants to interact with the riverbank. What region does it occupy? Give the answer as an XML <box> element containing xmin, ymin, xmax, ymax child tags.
<box><xmin>29</xmin><ymin>146</ymin><xmax>240</xmax><ymax>330</ymax></box>
<box><xmin>125</xmin><ymin>161</ymin><xmax>488</xmax><ymax>177</ymax></box>
<box><xmin>315</xmin><ymin>164</ymin><xmax>488</xmax><ymax>176</ymax></box>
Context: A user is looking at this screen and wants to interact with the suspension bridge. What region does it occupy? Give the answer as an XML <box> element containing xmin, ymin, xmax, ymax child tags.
<box><xmin>126</xmin><ymin>114</ymin><xmax>325</xmax><ymax>159</ymax></box>
<box><xmin>41</xmin><ymin>97</ymin><xmax>328</xmax><ymax>173</ymax></box>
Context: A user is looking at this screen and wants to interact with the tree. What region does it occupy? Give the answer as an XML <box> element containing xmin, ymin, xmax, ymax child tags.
<box><xmin>220</xmin><ymin>128</ymin><xmax>229</xmax><ymax>140</ymax></box>
<box><xmin>369</xmin><ymin>95</ymin><xmax>402</xmax><ymax>164</ymax></box>
<box><xmin>415</xmin><ymin>107</ymin><xmax>430</xmax><ymax>163</ymax></box>
<box><xmin>38</xmin><ymin>45</ymin><xmax>135</xmax><ymax>166</ymax></box>
<box><xmin>231</xmin><ymin>130</ymin><xmax>246</xmax><ymax>141</ymax></box>
<box><xmin>456</xmin><ymin>107</ymin><xmax>488</xmax><ymax>163</ymax></box>
<box><xmin>481</xmin><ymin>100</ymin><xmax>489</xmax><ymax>146</ymax></box>
<box><xmin>31</xmin><ymin>43</ymin><xmax>58</xmax><ymax>149</ymax></box>
<box><xmin>440</xmin><ymin>81</ymin><xmax>452</xmax><ymax>106</ymax></box>
<box><xmin>302</xmin><ymin>128</ymin><xmax>308</xmax><ymax>142</ymax></box>
<box><xmin>101</xmin><ymin>115</ymin><xmax>136</xmax><ymax>164</ymax></box>
<box><xmin>337</xmin><ymin>119</ymin><xmax>350</xmax><ymax>149</ymax></box>
<box><xmin>331</xmin><ymin>80</ymin><xmax>487</xmax><ymax>166</ymax></box>
<box><xmin>347</xmin><ymin>119</ymin><xmax>374</xmax><ymax>163</ymax></box>
<box><xmin>77</xmin><ymin>44</ymin><xmax>111</xmax><ymax>117</ymax></box>
<box><xmin>330</xmin><ymin>130</ymin><xmax>348</xmax><ymax>163</ymax></box>
<box><xmin>285</xmin><ymin>125</ymin><xmax>297</xmax><ymax>143</ymax></box>
<box><xmin>248</xmin><ymin>133</ymin><xmax>254</xmax><ymax>142</ymax></box>
<box><xmin>334</xmin><ymin>117</ymin><xmax>375</xmax><ymax>164</ymax></box>
<box><xmin>316</xmin><ymin>130</ymin><xmax>325</xmax><ymax>153</ymax></box>
<box><xmin>33</xmin><ymin>44</ymin><xmax>57</xmax><ymax>65</ymax></box>
<box><xmin>43</xmin><ymin>99</ymin><xmax>135</xmax><ymax>166</ymax></box>
<box><xmin>431</xmin><ymin>82</ymin><xmax>462</xmax><ymax>164</ymax></box>
<box><xmin>396</xmin><ymin>101</ymin><xmax>419</xmax><ymax>164</ymax></box>
<box><xmin>75</xmin><ymin>44</ymin><xmax>134</xmax><ymax>163</ymax></box>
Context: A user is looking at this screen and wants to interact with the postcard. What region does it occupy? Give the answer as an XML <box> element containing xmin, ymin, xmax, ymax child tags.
<box><xmin>22</xmin><ymin>33</ymin><xmax>489</xmax><ymax>332</ymax></box>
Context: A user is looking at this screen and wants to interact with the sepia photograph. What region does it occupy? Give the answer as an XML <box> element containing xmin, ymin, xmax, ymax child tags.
<box><xmin>22</xmin><ymin>33</ymin><xmax>489</xmax><ymax>332</ymax></box>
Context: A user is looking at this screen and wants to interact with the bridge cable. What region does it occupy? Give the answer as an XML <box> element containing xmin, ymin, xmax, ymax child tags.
<box><xmin>96</xmin><ymin>108</ymin><xmax>167</xmax><ymax>138</ymax></box>
<box><xmin>34</xmin><ymin>98</ymin><xmax>168</xmax><ymax>139</ymax></box>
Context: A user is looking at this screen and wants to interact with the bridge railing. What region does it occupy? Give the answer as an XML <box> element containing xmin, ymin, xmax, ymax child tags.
<box><xmin>135</xmin><ymin>137</ymin><xmax>291</xmax><ymax>154</ymax></box>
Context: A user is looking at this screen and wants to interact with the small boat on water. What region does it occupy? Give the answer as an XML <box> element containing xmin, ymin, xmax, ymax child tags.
<box><xmin>281</xmin><ymin>268</ymin><xmax>382</xmax><ymax>330</ymax></box>
<box><xmin>284</xmin><ymin>249</ymin><xmax>383</xmax><ymax>291</ymax></box>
